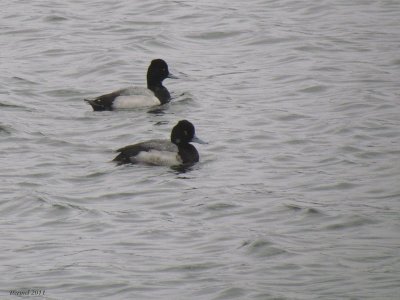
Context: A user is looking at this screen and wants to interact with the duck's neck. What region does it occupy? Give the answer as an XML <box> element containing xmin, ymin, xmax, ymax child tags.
<box><xmin>147</xmin><ymin>73</ymin><xmax>163</xmax><ymax>90</ymax></box>
<box><xmin>148</xmin><ymin>79</ymin><xmax>170</xmax><ymax>104</ymax></box>
<box><xmin>178</xmin><ymin>143</ymin><xmax>199</xmax><ymax>164</ymax></box>
<box><xmin>147</xmin><ymin>82</ymin><xmax>162</xmax><ymax>91</ymax></box>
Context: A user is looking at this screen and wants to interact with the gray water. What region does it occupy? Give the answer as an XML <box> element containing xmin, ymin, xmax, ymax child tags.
<box><xmin>1</xmin><ymin>0</ymin><xmax>400</xmax><ymax>299</ymax></box>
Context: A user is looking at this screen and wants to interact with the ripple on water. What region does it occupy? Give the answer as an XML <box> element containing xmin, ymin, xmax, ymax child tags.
<box><xmin>0</xmin><ymin>123</ymin><xmax>13</xmax><ymax>135</ymax></box>
<box><xmin>325</xmin><ymin>215</ymin><xmax>378</xmax><ymax>231</ymax></box>
<box><xmin>43</xmin><ymin>15</ymin><xmax>69</xmax><ymax>22</ymax></box>
<box><xmin>241</xmin><ymin>239</ymin><xmax>289</xmax><ymax>258</ymax></box>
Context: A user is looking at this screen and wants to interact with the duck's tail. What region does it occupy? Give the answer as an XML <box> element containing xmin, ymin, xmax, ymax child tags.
<box><xmin>112</xmin><ymin>151</ymin><xmax>131</xmax><ymax>164</ymax></box>
<box><xmin>84</xmin><ymin>98</ymin><xmax>110</xmax><ymax>111</ymax></box>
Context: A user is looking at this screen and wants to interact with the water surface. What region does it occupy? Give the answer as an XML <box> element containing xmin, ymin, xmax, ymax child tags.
<box><xmin>1</xmin><ymin>0</ymin><xmax>400</xmax><ymax>299</ymax></box>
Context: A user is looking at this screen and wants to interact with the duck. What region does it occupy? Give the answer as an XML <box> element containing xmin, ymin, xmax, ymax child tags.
<box><xmin>113</xmin><ymin>120</ymin><xmax>205</xmax><ymax>166</ymax></box>
<box><xmin>84</xmin><ymin>59</ymin><xmax>177</xmax><ymax>111</ymax></box>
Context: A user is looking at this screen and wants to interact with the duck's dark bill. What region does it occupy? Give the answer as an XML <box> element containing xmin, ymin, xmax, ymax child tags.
<box><xmin>167</xmin><ymin>73</ymin><xmax>179</xmax><ymax>79</ymax></box>
<box><xmin>192</xmin><ymin>135</ymin><xmax>207</xmax><ymax>144</ymax></box>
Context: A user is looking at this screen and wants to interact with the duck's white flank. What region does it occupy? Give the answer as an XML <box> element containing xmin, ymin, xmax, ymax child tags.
<box><xmin>133</xmin><ymin>150</ymin><xmax>182</xmax><ymax>166</ymax></box>
<box><xmin>112</xmin><ymin>87</ymin><xmax>160</xmax><ymax>109</ymax></box>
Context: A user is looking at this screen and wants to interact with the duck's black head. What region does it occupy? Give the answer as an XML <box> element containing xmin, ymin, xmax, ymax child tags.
<box><xmin>171</xmin><ymin>120</ymin><xmax>196</xmax><ymax>145</ymax></box>
<box><xmin>147</xmin><ymin>59</ymin><xmax>171</xmax><ymax>88</ymax></box>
